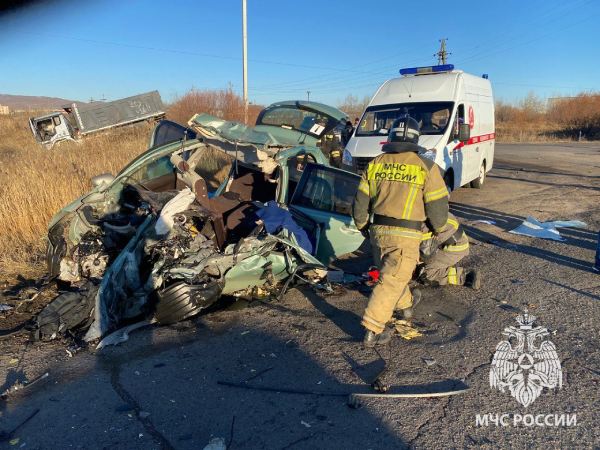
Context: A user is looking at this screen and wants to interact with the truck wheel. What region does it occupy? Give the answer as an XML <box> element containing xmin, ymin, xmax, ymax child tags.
<box><xmin>443</xmin><ymin>170</ymin><xmax>454</xmax><ymax>192</ymax></box>
<box><xmin>471</xmin><ymin>162</ymin><xmax>486</xmax><ymax>189</ymax></box>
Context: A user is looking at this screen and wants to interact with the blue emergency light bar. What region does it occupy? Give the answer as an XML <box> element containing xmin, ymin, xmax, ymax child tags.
<box><xmin>399</xmin><ymin>64</ymin><xmax>454</xmax><ymax>75</ymax></box>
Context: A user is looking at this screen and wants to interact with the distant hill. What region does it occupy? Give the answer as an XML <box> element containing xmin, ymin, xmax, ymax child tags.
<box><xmin>0</xmin><ymin>94</ymin><xmax>83</xmax><ymax>111</ymax></box>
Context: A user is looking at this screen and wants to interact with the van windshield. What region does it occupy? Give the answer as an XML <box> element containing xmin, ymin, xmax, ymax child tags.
<box><xmin>356</xmin><ymin>102</ymin><xmax>454</xmax><ymax>137</ymax></box>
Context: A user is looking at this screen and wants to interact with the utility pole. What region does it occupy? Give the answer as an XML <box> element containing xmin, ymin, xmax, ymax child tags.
<box><xmin>306</xmin><ymin>90</ymin><xmax>311</xmax><ymax>101</ymax></box>
<box><xmin>242</xmin><ymin>0</ymin><xmax>248</xmax><ymax>124</ymax></box>
<box><xmin>434</xmin><ymin>38</ymin><xmax>451</xmax><ymax>65</ymax></box>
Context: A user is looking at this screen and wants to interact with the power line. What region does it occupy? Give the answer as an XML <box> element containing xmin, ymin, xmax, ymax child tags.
<box><xmin>453</xmin><ymin>0</ymin><xmax>596</xmax><ymax>66</ymax></box>
<box><xmin>16</xmin><ymin>31</ymin><xmax>387</xmax><ymax>75</ymax></box>
<box><xmin>255</xmin><ymin>46</ymin><xmax>432</xmax><ymax>91</ymax></box>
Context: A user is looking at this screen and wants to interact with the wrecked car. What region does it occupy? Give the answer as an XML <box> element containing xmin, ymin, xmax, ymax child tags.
<box><xmin>39</xmin><ymin>100</ymin><xmax>365</xmax><ymax>343</ymax></box>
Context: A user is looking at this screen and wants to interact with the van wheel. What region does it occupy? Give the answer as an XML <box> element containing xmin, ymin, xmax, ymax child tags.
<box><xmin>443</xmin><ymin>170</ymin><xmax>454</xmax><ymax>192</ymax></box>
<box><xmin>471</xmin><ymin>162</ymin><xmax>486</xmax><ymax>189</ymax></box>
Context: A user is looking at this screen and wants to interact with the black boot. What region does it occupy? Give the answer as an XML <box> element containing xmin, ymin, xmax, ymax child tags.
<box><xmin>402</xmin><ymin>288</ymin><xmax>422</xmax><ymax>320</ymax></box>
<box><xmin>363</xmin><ymin>327</ymin><xmax>392</xmax><ymax>348</ymax></box>
<box><xmin>465</xmin><ymin>270</ymin><xmax>481</xmax><ymax>290</ymax></box>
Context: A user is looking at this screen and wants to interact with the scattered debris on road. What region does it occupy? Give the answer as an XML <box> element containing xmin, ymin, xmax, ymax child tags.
<box><xmin>203</xmin><ymin>437</ymin><xmax>227</xmax><ymax>450</ymax></box>
<box><xmin>1</xmin><ymin>372</ymin><xmax>50</xmax><ymax>401</ymax></box>
<box><xmin>393</xmin><ymin>319</ymin><xmax>423</xmax><ymax>340</ymax></box>
<box><xmin>0</xmin><ymin>409</ymin><xmax>40</xmax><ymax>443</ymax></box>
<box><xmin>509</xmin><ymin>216</ymin><xmax>587</xmax><ymax>241</ymax></box>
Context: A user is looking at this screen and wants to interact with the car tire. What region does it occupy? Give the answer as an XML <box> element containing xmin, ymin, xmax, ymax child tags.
<box><xmin>154</xmin><ymin>280</ymin><xmax>223</xmax><ymax>325</ymax></box>
<box><xmin>471</xmin><ymin>162</ymin><xmax>486</xmax><ymax>189</ymax></box>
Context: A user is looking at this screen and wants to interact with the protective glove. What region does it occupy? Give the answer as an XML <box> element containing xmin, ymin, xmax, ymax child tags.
<box><xmin>420</xmin><ymin>238</ymin><xmax>439</xmax><ymax>258</ymax></box>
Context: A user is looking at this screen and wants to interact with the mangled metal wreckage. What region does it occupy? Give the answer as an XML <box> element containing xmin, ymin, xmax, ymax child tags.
<box><xmin>39</xmin><ymin>101</ymin><xmax>365</xmax><ymax>343</ymax></box>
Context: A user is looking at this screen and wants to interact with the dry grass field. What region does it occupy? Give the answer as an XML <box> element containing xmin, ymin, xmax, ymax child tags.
<box><xmin>0</xmin><ymin>113</ymin><xmax>150</xmax><ymax>279</ymax></box>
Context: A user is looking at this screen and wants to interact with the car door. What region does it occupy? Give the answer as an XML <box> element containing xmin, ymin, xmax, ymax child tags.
<box><xmin>288</xmin><ymin>163</ymin><xmax>364</xmax><ymax>264</ymax></box>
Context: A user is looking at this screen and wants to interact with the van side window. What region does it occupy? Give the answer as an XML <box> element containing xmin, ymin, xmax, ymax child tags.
<box><xmin>52</xmin><ymin>116</ymin><xmax>61</xmax><ymax>126</ymax></box>
<box><xmin>448</xmin><ymin>104</ymin><xmax>465</xmax><ymax>143</ymax></box>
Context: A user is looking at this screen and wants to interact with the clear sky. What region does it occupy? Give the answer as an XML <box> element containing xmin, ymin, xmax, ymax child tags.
<box><xmin>1</xmin><ymin>0</ymin><xmax>599</xmax><ymax>106</ymax></box>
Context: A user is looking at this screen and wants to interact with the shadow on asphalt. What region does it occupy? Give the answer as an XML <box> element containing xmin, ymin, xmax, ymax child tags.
<box><xmin>490</xmin><ymin>163</ymin><xmax>600</xmax><ymax>181</ymax></box>
<box><xmin>1</xmin><ymin>315</ymin><xmax>415</xmax><ymax>449</ymax></box>
<box><xmin>488</xmin><ymin>173</ymin><xmax>600</xmax><ymax>192</ymax></box>
<box><xmin>301</xmin><ymin>288</ymin><xmax>364</xmax><ymax>341</ymax></box>
<box><xmin>543</xmin><ymin>279</ymin><xmax>600</xmax><ymax>302</ymax></box>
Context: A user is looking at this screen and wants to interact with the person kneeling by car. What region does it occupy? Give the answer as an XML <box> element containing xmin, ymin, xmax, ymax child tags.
<box><xmin>417</xmin><ymin>212</ymin><xmax>481</xmax><ymax>289</ymax></box>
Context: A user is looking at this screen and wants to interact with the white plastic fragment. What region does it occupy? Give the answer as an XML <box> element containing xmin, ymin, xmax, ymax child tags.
<box><xmin>203</xmin><ymin>437</ymin><xmax>227</xmax><ymax>450</ymax></box>
<box><xmin>154</xmin><ymin>188</ymin><xmax>196</xmax><ymax>236</ymax></box>
<box><xmin>96</xmin><ymin>320</ymin><xmax>151</xmax><ymax>349</ymax></box>
<box><xmin>509</xmin><ymin>216</ymin><xmax>586</xmax><ymax>241</ymax></box>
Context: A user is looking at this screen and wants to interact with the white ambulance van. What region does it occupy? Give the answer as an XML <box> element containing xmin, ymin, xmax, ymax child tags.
<box><xmin>342</xmin><ymin>64</ymin><xmax>494</xmax><ymax>190</ymax></box>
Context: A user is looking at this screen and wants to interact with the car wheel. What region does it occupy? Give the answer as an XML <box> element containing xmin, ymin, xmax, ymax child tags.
<box><xmin>471</xmin><ymin>162</ymin><xmax>486</xmax><ymax>189</ymax></box>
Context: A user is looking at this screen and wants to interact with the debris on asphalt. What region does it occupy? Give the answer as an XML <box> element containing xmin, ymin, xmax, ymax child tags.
<box><xmin>217</xmin><ymin>379</ymin><xmax>469</xmax><ymax>399</ymax></box>
<box><xmin>393</xmin><ymin>320</ymin><xmax>423</xmax><ymax>340</ymax></box>
<box><xmin>1</xmin><ymin>372</ymin><xmax>50</xmax><ymax>400</ymax></box>
<box><xmin>203</xmin><ymin>437</ymin><xmax>227</xmax><ymax>450</ymax></box>
<box><xmin>422</xmin><ymin>357</ymin><xmax>437</xmax><ymax>367</ymax></box>
<box><xmin>243</xmin><ymin>367</ymin><xmax>273</xmax><ymax>383</ymax></box>
<box><xmin>96</xmin><ymin>320</ymin><xmax>152</xmax><ymax>349</ymax></box>
<box><xmin>509</xmin><ymin>216</ymin><xmax>587</xmax><ymax>241</ymax></box>
<box><xmin>498</xmin><ymin>304</ymin><xmax>521</xmax><ymax>312</ymax></box>
<box><xmin>0</xmin><ymin>409</ymin><xmax>40</xmax><ymax>443</ymax></box>
<box><xmin>300</xmin><ymin>420</ymin><xmax>311</xmax><ymax>428</ymax></box>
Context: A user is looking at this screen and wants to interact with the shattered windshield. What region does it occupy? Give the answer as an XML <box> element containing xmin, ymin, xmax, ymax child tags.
<box><xmin>257</xmin><ymin>105</ymin><xmax>338</xmax><ymax>137</ymax></box>
<box><xmin>356</xmin><ymin>102</ymin><xmax>453</xmax><ymax>136</ymax></box>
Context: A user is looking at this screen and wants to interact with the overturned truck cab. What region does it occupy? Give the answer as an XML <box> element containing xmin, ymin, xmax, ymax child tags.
<box><xmin>29</xmin><ymin>91</ymin><xmax>165</xmax><ymax>149</ymax></box>
<box><xmin>39</xmin><ymin>101</ymin><xmax>365</xmax><ymax>343</ymax></box>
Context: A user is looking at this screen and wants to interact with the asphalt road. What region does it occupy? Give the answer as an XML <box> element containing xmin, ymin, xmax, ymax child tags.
<box><xmin>1</xmin><ymin>143</ymin><xmax>599</xmax><ymax>449</ymax></box>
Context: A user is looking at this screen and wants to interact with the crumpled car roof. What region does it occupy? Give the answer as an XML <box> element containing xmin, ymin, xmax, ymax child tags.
<box><xmin>190</xmin><ymin>113</ymin><xmax>289</xmax><ymax>147</ymax></box>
